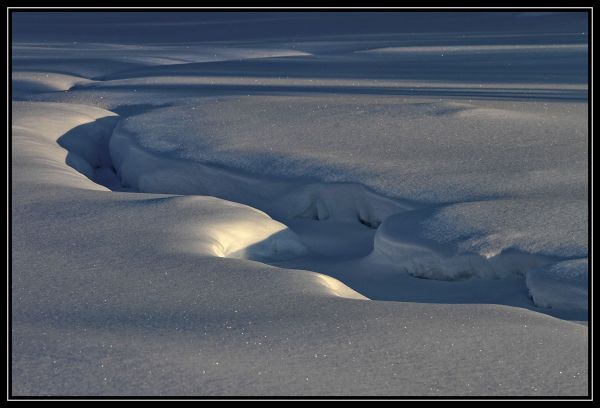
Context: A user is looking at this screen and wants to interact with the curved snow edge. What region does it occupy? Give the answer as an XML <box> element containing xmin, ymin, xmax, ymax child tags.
<box><xmin>526</xmin><ymin>259</ymin><xmax>588</xmax><ymax>311</ymax></box>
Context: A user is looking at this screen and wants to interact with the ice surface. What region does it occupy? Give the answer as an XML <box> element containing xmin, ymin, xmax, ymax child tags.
<box><xmin>11</xmin><ymin>11</ymin><xmax>589</xmax><ymax>396</ymax></box>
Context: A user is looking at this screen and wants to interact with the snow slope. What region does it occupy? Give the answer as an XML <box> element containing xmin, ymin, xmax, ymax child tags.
<box><xmin>11</xmin><ymin>11</ymin><xmax>589</xmax><ymax>396</ymax></box>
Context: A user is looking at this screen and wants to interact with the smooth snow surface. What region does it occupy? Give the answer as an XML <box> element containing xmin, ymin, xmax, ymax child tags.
<box><xmin>11</xmin><ymin>12</ymin><xmax>588</xmax><ymax>396</ymax></box>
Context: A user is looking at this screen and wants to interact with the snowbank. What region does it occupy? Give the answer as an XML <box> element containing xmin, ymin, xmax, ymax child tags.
<box><xmin>526</xmin><ymin>259</ymin><xmax>588</xmax><ymax>310</ymax></box>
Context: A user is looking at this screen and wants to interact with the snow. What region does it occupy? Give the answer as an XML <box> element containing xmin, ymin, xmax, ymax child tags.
<box><xmin>526</xmin><ymin>259</ymin><xmax>589</xmax><ymax>310</ymax></box>
<box><xmin>11</xmin><ymin>101</ymin><xmax>116</xmax><ymax>190</ymax></box>
<box><xmin>106</xmin><ymin>96</ymin><xmax>587</xmax><ymax>290</ymax></box>
<box><xmin>12</xmin><ymin>72</ymin><xmax>96</xmax><ymax>98</ymax></box>
<box><xmin>11</xmin><ymin>11</ymin><xmax>589</xmax><ymax>396</ymax></box>
<box><xmin>111</xmin><ymin>97</ymin><xmax>586</xmax><ymax>203</ymax></box>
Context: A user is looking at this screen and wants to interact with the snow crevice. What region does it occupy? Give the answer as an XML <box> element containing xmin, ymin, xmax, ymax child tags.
<box><xmin>54</xmin><ymin>104</ymin><xmax>587</xmax><ymax>311</ymax></box>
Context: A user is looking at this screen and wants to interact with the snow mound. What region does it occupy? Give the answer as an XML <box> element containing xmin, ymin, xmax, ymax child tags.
<box><xmin>526</xmin><ymin>259</ymin><xmax>588</xmax><ymax>310</ymax></box>
<box><xmin>114</xmin><ymin>96</ymin><xmax>586</xmax><ymax>204</ymax></box>
<box><xmin>372</xmin><ymin>210</ymin><xmax>551</xmax><ymax>280</ymax></box>
<box><xmin>173</xmin><ymin>196</ymin><xmax>309</xmax><ymax>262</ymax></box>
<box><xmin>366</xmin><ymin>199</ymin><xmax>587</xmax><ymax>282</ymax></box>
<box><xmin>12</xmin><ymin>101</ymin><xmax>117</xmax><ymax>190</ymax></box>
<box><xmin>12</xmin><ymin>101</ymin><xmax>309</xmax><ymax>265</ymax></box>
<box><xmin>111</xmin><ymin>97</ymin><xmax>587</xmax><ymax>266</ymax></box>
<box><xmin>12</xmin><ymin>72</ymin><xmax>95</xmax><ymax>98</ymax></box>
<box><xmin>109</xmin><ymin>119</ymin><xmax>412</xmax><ymax>227</ymax></box>
<box><xmin>422</xmin><ymin>199</ymin><xmax>588</xmax><ymax>260</ymax></box>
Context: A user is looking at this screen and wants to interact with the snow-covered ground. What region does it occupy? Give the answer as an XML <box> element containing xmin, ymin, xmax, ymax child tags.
<box><xmin>11</xmin><ymin>12</ymin><xmax>589</xmax><ymax>396</ymax></box>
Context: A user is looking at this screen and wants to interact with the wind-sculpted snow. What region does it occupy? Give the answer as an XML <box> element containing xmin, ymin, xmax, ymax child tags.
<box><xmin>11</xmin><ymin>11</ymin><xmax>589</xmax><ymax>396</ymax></box>
<box><xmin>14</xmin><ymin>99</ymin><xmax>589</xmax><ymax>396</ymax></box>
<box><xmin>422</xmin><ymin>199</ymin><xmax>587</xmax><ymax>259</ymax></box>
<box><xmin>12</xmin><ymin>42</ymin><xmax>312</xmax><ymax>79</ymax></box>
<box><xmin>112</xmin><ymin>97</ymin><xmax>587</xmax><ymax>282</ymax></box>
<box><xmin>115</xmin><ymin>97</ymin><xmax>586</xmax><ymax>202</ymax></box>
<box><xmin>12</xmin><ymin>72</ymin><xmax>96</xmax><ymax>98</ymax></box>
<box><xmin>12</xmin><ymin>102</ymin><xmax>116</xmax><ymax>190</ymax></box>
